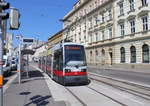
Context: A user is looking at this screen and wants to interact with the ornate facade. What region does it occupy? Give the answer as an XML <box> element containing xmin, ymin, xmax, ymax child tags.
<box><xmin>63</xmin><ymin>0</ymin><xmax>150</xmax><ymax>69</ymax></box>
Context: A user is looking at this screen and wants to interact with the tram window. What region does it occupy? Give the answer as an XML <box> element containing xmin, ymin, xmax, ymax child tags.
<box><xmin>65</xmin><ymin>45</ymin><xmax>86</xmax><ymax>65</ymax></box>
<box><xmin>53</xmin><ymin>49</ymin><xmax>63</xmax><ymax>71</ymax></box>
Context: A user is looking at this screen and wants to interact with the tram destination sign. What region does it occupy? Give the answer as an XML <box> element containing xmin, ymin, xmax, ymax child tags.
<box><xmin>65</xmin><ymin>46</ymin><xmax>81</xmax><ymax>50</ymax></box>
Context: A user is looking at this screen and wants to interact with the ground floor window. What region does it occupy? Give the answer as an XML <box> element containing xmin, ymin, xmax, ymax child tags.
<box><xmin>120</xmin><ymin>47</ymin><xmax>125</xmax><ymax>63</ymax></box>
<box><xmin>142</xmin><ymin>44</ymin><xmax>149</xmax><ymax>63</ymax></box>
<box><xmin>130</xmin><ymin>46</ymin><xmax>136</xmax><ymax>63</ymax></box>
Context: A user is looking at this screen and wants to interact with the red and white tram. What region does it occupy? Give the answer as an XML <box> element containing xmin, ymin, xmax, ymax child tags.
<box><xmin>39</xmin><ymin>42</ymin><xmax>88</xmax><ymax>85</ymax></box>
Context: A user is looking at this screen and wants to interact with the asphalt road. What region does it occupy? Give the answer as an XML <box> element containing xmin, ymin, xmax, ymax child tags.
<box><xmin>88</xmin><ymin>67</ymin><xmax>150</xmax><ymax>86</ymax></box>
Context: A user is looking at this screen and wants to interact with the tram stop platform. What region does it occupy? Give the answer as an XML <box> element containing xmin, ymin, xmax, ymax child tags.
<box><xmin>3</xmin><ymin>64</ymin><xmax>66</xmax><ymax>106</ymax></box>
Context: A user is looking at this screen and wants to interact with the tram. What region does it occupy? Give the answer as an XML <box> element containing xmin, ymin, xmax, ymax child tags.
<box><xmin>39</xmin><ymin>42</ymin><xmax>88</xmax><ymax>85</ymax></box>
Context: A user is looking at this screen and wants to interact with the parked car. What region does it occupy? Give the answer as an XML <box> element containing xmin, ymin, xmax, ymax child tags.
<box><xmin>11</xmin><ymin>60</ymin><xmax>17</xmax><ymax>71</ymax></box>
<box><xmin>3</xmin><ymin>55</ymin><xmax>11</xmax><ymax>76</ymax></box>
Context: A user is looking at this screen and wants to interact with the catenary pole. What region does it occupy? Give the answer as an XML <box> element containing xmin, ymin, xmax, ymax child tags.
<box><xmin>0</xmin><ymin>30</ymin><xmax>3</xmax><ymax>106</ymax></box>
<box><xmin>0</xmin><ymin>0</ymin><xmax>5</xmax><ymax>105</ymax></box>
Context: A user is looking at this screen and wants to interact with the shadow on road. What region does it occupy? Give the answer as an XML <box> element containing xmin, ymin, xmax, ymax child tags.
<box><xmin>22</xmin><ymin>70</ymin><xmax>44</xmax><ymax>79</ymax></box>
<box><xmin>20</xmin><ymin>91</ymin><xmax>31</xmax><ymax>95</ymax></box>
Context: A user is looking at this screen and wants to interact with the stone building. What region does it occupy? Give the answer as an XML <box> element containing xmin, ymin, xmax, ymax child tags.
<box><xmin>62</xmin><ymin>0</ymin><xmax>150</xmax><ymax>69</ymax></box>
<box><xmin>47</xmin><ymin>29</ymin><xmax>64</xmax><ymax>56</ymax></box>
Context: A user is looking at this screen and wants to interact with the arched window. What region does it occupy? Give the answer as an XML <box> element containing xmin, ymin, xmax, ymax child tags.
<box><xmin>95</xmin><ymin>50</ymin><xmax>98</xmax><ymax>56</ymax></box>
<box><xmin>142</xmin><ymin>44</ymin><xmax>149</xmax><ymax>63</ymax></box>
<box><xmin>101</xmin><ymin>49</ymin><xmax>105</xmax><ymax>64</ymax></box>
<box><xmin>130</xmin><ymin>46</ymin><xmax>136</xmax><ymax>63</ymax></box>
<box><xmin>90</xmin><ymin>51</ymin><xmax>92</xmax><ymax>61</ymax></box>
<box><xmin>102</xmin><ymin>49</ymin><xmax>105</xmax><ymax>56</ymax></box>
<box><xmin>120</xmin><ymin>47</ymin><xmax>125</xmax><ymax>63</ymax></box>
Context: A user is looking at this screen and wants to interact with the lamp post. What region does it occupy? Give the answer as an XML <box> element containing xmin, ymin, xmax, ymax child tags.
<box><xmin>16</xmin><ymin>34</ymin><xmax>23</xmax><ymax>84</ymax></box>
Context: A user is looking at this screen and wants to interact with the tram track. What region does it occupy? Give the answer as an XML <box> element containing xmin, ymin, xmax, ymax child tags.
<box><xmin>89</xmin><ymin>72</ymin><xmax>150</xmax><ymax>91</ymax></box>
<box><xmin>89</xmin><ymin>72</ymin><xmax>150</xmax><ymax>101</ymax></box>
<box><xmin>65</xmin><ymin>85</ymin><xmax>127</xmax><ymax>106</ymax></box>
<box><xmin>86</xmin><ymin>86</ymin><xmax>127</xmax><ymax>106</ymax></box>
<box><xmin>65</xmin><ymin>87</ymin><xmax>87</xmax><ymax>106</ymax></box>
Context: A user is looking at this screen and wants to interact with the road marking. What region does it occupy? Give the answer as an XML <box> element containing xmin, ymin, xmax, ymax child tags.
<box><xmin>3</xmin><ymin>73</ymin><xmax>18</xmax><ymax>93</ymax></box>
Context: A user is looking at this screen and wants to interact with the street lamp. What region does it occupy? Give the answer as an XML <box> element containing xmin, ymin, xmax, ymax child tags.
<box><xmin>16</xmin><ymin>34</ymin><xmax>23</xmax><ymax>84</ymax></box>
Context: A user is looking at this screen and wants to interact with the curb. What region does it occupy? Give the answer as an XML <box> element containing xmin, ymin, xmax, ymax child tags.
<box><xmin>3</xmin><ymin>73</ymin><xmax>18</xmax><ymax>93</ymax></box>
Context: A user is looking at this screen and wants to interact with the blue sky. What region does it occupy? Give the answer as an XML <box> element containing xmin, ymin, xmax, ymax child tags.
<box><xmin>6</xmin><ymin>0</ymin><xmax>77</xmax><ymax>45</ymax></box>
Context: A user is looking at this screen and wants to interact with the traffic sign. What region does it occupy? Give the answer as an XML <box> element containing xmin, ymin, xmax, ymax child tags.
<box><xmin>22</xmin><ymin>38</ymin><xmax>34</xmax><ymax>44</ymax></box>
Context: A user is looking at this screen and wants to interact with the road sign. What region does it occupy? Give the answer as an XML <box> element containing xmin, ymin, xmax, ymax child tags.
<box><xmin>22</xmin><ymin>38</ymin><xmax>34</xmax><ymax>44</ymax></box>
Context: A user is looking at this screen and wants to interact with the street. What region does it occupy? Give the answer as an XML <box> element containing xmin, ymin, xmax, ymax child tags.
<box><xmin>88</xmin><ymin>67</ymin><xmax>150</xmax><ymax>86</ymax></box>
<box><xmin>1</xmin><ymin>0</ymin><xmax>150</xmax><ymax>106</ymax></box>
<box><xmin>3</xmin><ymin>63</ymin><xmax>150</xmax><ymax>106</ymax></box>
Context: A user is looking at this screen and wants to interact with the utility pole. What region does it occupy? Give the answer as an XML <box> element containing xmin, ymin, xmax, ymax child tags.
<box><xmin>0</xmin><ymin>30</ymin><xmax>3</xmax><ymax>106</ymax></box>
<box><xmin>0</xmin><ymin>0</ymin><xmax>9</xmax><ymax>106</ymax></box>
<box><xmin>16</xmin><ymin>35</ymin><xmax>23</xmax><ymax>84</ymax></box>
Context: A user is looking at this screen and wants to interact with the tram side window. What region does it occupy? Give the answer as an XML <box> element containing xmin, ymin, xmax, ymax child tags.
<box><xmin>47</xmin><ymin>55</ymin><xmax>51</xmax><ymax>68</ymax></box>
<box><xmin>53</xmin><ymin>50</ymin><xmax>63</xmax><ymax>71</ymax></box>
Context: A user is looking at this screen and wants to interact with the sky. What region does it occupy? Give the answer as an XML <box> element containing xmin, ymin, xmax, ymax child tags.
<box><xmin>6</xmin><ymin>0</ymin><xmax>77</xmax><ymax>46</ymax></box>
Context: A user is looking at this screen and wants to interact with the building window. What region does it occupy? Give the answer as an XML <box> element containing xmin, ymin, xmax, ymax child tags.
<box><xmin>95</xmin><ymin>33</ymin><xmax>98</xmax><ymax>42</ymax></box>
<box><xmin>89</xmin><ymin>18</ymin><xmax>92</xmax><ymax>28</ymax></box>
<box><xmin>108</xmin><ymin>27</ymin><xmax>112</xmax><ymax>39</ymax></box>
<box><xmin>108</xmin><ymin>9</ymin><xmax>112</xmax><ymax>20</ymax></box>
<box><xmin>130</xmin><ymin>46</ymin><xmax>136</xmax><ymax>63</ymax></box>
<box><xmin>90</xmin><ymin>51</ymin><xmax>92</xmax><ymax>61</ymax></box>
<box><xmin>74</xmin><ymin>34</ymin><xmax>77</xmax><ymax>42</ymax></box>
<box><xmin>95</xmin><ymin>15</ymin><xmax>98</xmax><ymax>25</ymax></box>
<box><xmin>90</xmin><ymin>34</ymin><xmax>93</xmax><ymax>43</ymax></box>
<box><xmin>129</xmin><ymin>0</ymin><xmax>135</xmax><ymax>11</ymax></box>
<box><xmin>142</xmin><ymin>16</ymin><xmax>148</xmax><ymax>31</ymax></box>
<box><xmin>78</xmin><ymin>32</ymin><xmax>81</xmax><ymax>42</ymax></box>
<box><xmin>120</xmin><ymin>23</ymin><xmax>125</xmax><ymax>36</ymax></box>
<box><xmin>102</xmin><ymin>49</ymin><xmax>105</xmax><ymax>64</ymax></box>
<box><xmin>102</xmin><ymin>13</ymin><xmax>105</xmax><ymax>23</ymax></box>
<box><xmin>142</xmin><ymin>44</ymin><xmax>149</xmax><ymax>63</ymax></box>
<box><xmin>95</xmin><ymin>1</ymin><xmax>97</xmax><ymax>8</ymax></box>
<box><xmin>130</xmin><ymin>19</ymin><xmax>135</xmax><ymax>34</ymax></box>
<box><xmin>102</xmin><ymin>30</ymin><xmax>105</xmax><ymax>40</ymax></box>
<box><xmin>141</xmin><ymin>0</ymin><xmax>147</xmax><ymax>6</ymax></box>
<box><xmin>120</xmin><ymin>47</ymin><xmax>125</xmax><ymax>63</ymax></box>
<box><xmin>119</xmin><ymin>3</ymin><xmax>124</xmax><ymax>15</ymax></box>
<box><xmin>95</xmin><ymin>50</ymin><xmax>98</xmax><ymax>56</ymax></box>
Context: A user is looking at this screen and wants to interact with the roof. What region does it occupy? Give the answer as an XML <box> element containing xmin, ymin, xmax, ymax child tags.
<box><xmin>21</xmin><ymin>49</ymin><xmax>35</xmax><ymax>55</ymax></box>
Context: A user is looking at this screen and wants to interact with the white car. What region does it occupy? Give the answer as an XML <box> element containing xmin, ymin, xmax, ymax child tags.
<box><xmin>3</xmin><ymin>55</ymin><xmax>11</xmax><ymax>76</ymax></box>
<box><xmin>11</xmin><ymin>60</ymin><xmax>17</xmax><ymax>71</ymax></box>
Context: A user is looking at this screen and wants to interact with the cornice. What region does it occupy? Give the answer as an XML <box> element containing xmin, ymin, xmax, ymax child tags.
<box><xmin>86</xmin><ymin>35</ymin><xmax>150</xmax><ymax>49</ymax></box>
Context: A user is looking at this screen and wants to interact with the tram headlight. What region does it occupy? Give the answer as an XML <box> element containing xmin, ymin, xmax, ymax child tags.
<box><xmin>65</xmin><ymin>69</ymin><xmax>71</xmax><ymax>73</ymax></box>
<box><xmin>81</xmin><ymin>69</ymin><xmax>87</xmax><ymax>72</ymax></box>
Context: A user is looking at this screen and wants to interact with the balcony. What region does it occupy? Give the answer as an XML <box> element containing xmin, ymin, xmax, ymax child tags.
<box><xmin>138</xmin><ymin>5</ymin><xmax>149</xmax><ymax>17</ymax></box>
<box><xmin>138</xmin><ymin>3</ymin><xmax>148</xmax><ymax>10</ymax></box>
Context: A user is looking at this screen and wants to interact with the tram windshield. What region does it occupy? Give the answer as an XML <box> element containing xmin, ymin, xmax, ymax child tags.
<box><xmin>65</xmin><ymin>45</ymin><xmax>86</xmax><ymax>66</ymax></box>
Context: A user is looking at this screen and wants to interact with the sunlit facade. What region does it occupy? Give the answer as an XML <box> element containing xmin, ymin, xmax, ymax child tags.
<box><xmin>63</xmin><ymin>0</ymin><xmax>150</xmax><ymax>69</ymax></box>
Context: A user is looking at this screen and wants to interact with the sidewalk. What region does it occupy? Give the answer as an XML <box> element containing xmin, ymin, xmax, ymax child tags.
<box><xmin>3</xmin><ymin>65</ymin><xmax>66</xmax><ymax>106</ymax></box>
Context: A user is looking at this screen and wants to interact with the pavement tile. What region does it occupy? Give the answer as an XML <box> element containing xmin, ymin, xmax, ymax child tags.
<box><xmin>3</xmin><ymin>65</ymin><xmax>66</xmax><ymax>106</ymax></box>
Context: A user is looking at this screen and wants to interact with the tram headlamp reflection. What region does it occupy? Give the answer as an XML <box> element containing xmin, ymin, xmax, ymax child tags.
<box><xmin>65</xmin><ymin>69</ymin><xmax>71</xmax><ymax>73</ymax></box>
